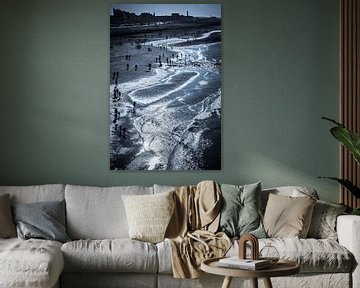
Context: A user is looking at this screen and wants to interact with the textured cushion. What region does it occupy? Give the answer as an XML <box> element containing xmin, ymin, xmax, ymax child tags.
<box><xmin>12</xmin><ymin>200</ymin><xmax>70</xmax><ymax>243</ymax></box>
<box><xmin>307</xmin><ymin>200</ymin><xmax>347</xmax><ymax>240</ymax></box>
<box><xmin>218</xmin><ymin>182</ymin><xmax>266</xmax><ymax>238</ymax></box>
<box><xmin>61</xmin><ymin>239</ymin><xmax>158</xmax><ymax>273</ymax></box>
<box><xmin>122</xmin><ymin>191</ymin><xmax>175</xmax><ymax>243</ymax></box>
<box><xmin>0</xmin><ymin>194</ymin><xmax>16</xmax><ymax>238</ymax></box>
<box><xmin>263</xmin><ymin>193</ymin><xmax>316</xmax><ymax>238</ymax></box>
<box><xmin>0</xmin><ymin>238</ymin><xmax>64</xmax><ymax>288</ymax></box>
<box><xmin>65</xmin><ymin>185</ymin><xmax>153</xmax><ymax>239</ymax></box>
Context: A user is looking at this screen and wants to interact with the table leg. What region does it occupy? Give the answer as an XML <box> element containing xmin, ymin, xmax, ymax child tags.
<box><xmin>251</xmin><ymin>278</ymin><xmax>258</xmax><ymax>288</ymax></box>
<box><xmin>263</xmin><ymin>277</ymin><xmax>273</xmax><ymax>288</ymax></box>
<box><xmin>221</xmin><ymin>276</ymin><xmax>233</xmax><ymax>288</ymax></box>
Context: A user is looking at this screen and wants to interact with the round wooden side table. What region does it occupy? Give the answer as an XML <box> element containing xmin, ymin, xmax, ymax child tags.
<box><xmin>201</xmin><ymin>257</ymin><xmax>300</xmax><ymax>288</ymax></box>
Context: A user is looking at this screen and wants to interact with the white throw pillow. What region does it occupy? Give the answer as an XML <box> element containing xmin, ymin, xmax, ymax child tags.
<box><xmin>122</xmin><ymin>191</ymin><xmax>175</xmax><ymax>243</ymax></box>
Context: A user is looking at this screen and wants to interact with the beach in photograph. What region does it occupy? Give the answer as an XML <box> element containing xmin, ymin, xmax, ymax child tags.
<box><xmin>110</xmin><ymin>5</ymin><xmax>221</xmax><ymax>170</ymax></box>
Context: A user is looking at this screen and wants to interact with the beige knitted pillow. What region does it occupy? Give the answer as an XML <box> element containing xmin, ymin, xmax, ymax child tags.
<box><xmin>263</xmin><ymin>193</ymin><xmax>316</xmax><ymax>238</ymax></box>
<box><xmin>122</xmin><ymin>191</ymin><xmax>175</xmax><ymax>243</ymax></box>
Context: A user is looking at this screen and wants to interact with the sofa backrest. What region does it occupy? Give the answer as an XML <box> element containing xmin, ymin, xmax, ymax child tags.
<box><xmin>153</xmin><ymin>184</ymin><xmax>176</xmax><ymax>194</ymax></box>
<box><xmin>0</xmin><ymin>184</ymin><xmax>65</xmax><ymax>204</ymax></box>
<box><xmin>65</xmin><ymin>184</ymin><xmax>154</xmax><ymax>240</ymax></box>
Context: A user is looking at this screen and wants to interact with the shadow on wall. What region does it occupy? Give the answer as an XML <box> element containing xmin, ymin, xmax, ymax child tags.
<box><xmin>237</xmin><ymin>150</ymin><xmax>338</xmax><ymax>203</ymax></box>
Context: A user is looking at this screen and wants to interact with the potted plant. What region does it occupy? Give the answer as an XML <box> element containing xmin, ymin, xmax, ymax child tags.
<box><xmin>320</xmin><ymin>117</ymin><xmax>360</xmax><ymax>215</ymax></box>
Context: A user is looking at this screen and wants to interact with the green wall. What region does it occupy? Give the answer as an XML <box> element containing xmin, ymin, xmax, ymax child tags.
<box><xmin>0</xmin><ymin>0</ymin><xmax>340</xmax><ymax>202</ymax></box>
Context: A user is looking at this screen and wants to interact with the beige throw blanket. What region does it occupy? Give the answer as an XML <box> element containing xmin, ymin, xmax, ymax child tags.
<box><xmin>165</xmin><ymin>180</ymin><xmax>231</xmax><ymax>279</ymax></box>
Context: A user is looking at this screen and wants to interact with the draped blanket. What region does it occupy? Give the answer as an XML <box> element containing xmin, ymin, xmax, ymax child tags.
<box><xmin>165</xmin><ymin>180</ymin><xmax>231</xmax><ymax>278</ymax></box>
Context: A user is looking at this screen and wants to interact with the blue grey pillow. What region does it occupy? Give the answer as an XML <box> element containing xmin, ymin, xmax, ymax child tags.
<box><xmin>12</xmin><ymin>200</ymin><xmax>70</xmax><ymax>243</ymax></box>
<box><xmin>218</xmin><ymin>182</ymin><xmax>266</xmax><ymax>238</ymax></box>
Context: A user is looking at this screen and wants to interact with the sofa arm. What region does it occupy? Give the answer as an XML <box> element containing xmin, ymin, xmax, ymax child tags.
<box><xmin>337</xmin><ymin>215</ymin><xmax>360</xmax><ymax>288</ymax></box>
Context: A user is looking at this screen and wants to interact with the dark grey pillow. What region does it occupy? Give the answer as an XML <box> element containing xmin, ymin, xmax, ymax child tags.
<box><xmin>12</xmin><ymin>200</ymin><xmax>70</xmax><ymax>243</ymax></box>
<box><xmin>218</xmin><ymin>182</ymin><xmax>266</xmax><ymax>238</ymax></box>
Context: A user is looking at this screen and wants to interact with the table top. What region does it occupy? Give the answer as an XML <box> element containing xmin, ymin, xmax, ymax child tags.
<box><xmin>201</xmin><ymin>257</ymin><xmax>300</xmax><ymax>278</ymax></box>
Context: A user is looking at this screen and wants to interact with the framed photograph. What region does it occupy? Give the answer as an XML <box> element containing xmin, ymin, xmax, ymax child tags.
<box><xmin>110</xmin><ymin>4</ymin><xmax>221</xmax><ymax>170</ymax></box>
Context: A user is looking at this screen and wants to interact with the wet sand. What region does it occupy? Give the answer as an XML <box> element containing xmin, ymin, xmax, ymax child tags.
<box><xmin>110</xmin><ymin>23</ymin><xmax>221</xmax><ymax>170</ymax></box>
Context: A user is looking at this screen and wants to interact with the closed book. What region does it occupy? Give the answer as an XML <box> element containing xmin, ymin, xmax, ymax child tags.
<box><xmin>218</xmin><ymin>257</ymin><xmax>271</xmax><ymax>270</ymax></box>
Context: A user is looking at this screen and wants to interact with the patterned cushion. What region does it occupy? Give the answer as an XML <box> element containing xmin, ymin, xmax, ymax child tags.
<box><xmin>307</xmin><ymin>200</ymin><xmax>347</xmax><ymax>240</ymax></box>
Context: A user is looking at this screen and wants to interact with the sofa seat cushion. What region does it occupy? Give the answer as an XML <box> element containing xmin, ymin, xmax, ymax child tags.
<box><xmin>157</xmin><ymin>238</ymin><xmax>354</xmax><ymax>274</ymax></box>
<box><xmin>229</xmin><ymin>238</ymin><xmax>353</xmax><ymax>273</ymax></box>
<box><xmin>0</xmin><ymin>238</ymin><xmax>64</xmax><ymax>288</ymax></box>
<box><xmin>61</xmin><ymin>239</ymin><xmax>158</xmax><ymax>273</ymax></box>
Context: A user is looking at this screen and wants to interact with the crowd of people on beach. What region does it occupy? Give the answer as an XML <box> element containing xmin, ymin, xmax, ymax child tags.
<box><xmin>111</xmin><ymin>32</ymin><xmax>220</xmax><ymax>141</ymax></box>
<box><xmin>110</xmin><ymin>27</ymin><xmax>221</xmax><ymax>169</ymax></box>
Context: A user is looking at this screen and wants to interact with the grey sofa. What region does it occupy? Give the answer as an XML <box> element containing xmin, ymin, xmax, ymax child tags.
<box><xmin>0</xmin><ymin>184</ymin><xmax>359</xmax><ymax>288</ymax></box>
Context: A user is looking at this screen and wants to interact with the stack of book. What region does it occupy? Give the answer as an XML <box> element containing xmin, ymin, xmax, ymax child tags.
<box><xmin>218</xmin><ymin>257</ymin><xmax>271</xmax><ymax>270</ymax></box>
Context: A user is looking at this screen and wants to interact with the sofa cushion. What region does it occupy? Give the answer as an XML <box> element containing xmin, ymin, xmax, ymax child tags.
<box><xmin>263</xmin><ymin>193</ymin><xmax>316</xmax><ymax>238</ymax></box>
<box><xmin>260</xmin><ymin>238</ymin><xmax>353</xmax><ymax>273</ymax></box>
<box><xmin>0</xmin><ymin>194</ymin><xmax>16</xmax><ymax>238</ymax></box>
<box><xmin>307</xmin><ymin>200</ymin><xmax>347</xmax><ymax>240</ymax></box>
<box><xmin>0</xmin><ymin>238</ymin><xmax>64</xmax><ymax>288</ymax></box>
<box><xmin>228</xmin><ymin>238</ymin><xmax>353</xmax><ymax>273</ymax></box>
<box><xmin>158</xmin><ymin>237</ymin><xmax>353</xmax><ymax>274</ymax></box>
<box><xmin>0</xmin><ymin>184</ymin><xmax>65</xmax><ymax>204</ymax></box>
<box><xmin>61</xmin><ymin>239</ymin><xmax>158</xmax><ymax>273</ymax></box>
<box><xmin>122</xmin><ymin>191</ymin><xmax>175</xmax><ymax>243</ymax></box>
<box><xmin>12</xmin><ymin>200</ymin><xmax>70</xmax><ymax>243</ymax></box>
<box><xmin>218</xmin><ymin>182</ymin><xmax>266</xmax><ymax>238</ymax></box>
<box><xmin>156</xmin><ymin>240</ymin><xmax>173</xmax><ymax>274</ymax></box>
<box><xmin>65</xmin><ymin>185</ymin><xmax>153</xmax><ymax>239</ymax></box>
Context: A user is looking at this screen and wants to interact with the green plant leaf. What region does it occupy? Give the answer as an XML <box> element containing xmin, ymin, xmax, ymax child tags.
<box><xmin>318</xmin><ymin>177</ymin><xmax>360</xmax><ymax>198</ymax></box>
<box><xmin>330</xmin><ymin>127</ymin><xmax>360</xmax><ymax>165</ymax></box>
<box><xmin>351</xmin><ymin>208</ymin><xmax>360</xmax><ymax>215</ymax></box>
<box><xmin>322</xmin><ymin>117</ymin><xmax>360</xmax><ymax>165</ymax></box>
<box><xmin>322</xmin><ymin>116</ymin><xmax>344</xmax><ymax>127</ymax></box>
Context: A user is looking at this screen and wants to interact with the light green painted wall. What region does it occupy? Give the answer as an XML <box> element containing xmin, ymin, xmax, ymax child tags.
<box><xmin>0</xmin><ymin>0</ymin><xmax>339</xmax><ymax>202</ymax></box>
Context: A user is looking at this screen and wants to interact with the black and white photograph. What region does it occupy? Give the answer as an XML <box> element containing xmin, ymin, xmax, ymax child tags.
<box><xmin>110</xmin><ymin>4</ymin><xmax>222</xmax><ymax>170</ymax></box>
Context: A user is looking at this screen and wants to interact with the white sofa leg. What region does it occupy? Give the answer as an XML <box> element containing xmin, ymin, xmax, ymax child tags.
<box><xmin>337</xmin><ymin>215</ymin><xmax>360</xmax><ymax>288</ymax></box>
